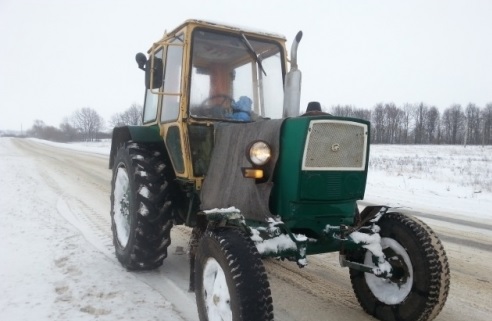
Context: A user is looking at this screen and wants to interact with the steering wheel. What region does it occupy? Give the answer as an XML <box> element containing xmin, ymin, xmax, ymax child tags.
<box><xmin>199</xmin><ymin>94</ymin><xmax>235</xmax><ymax>118</ymax></box>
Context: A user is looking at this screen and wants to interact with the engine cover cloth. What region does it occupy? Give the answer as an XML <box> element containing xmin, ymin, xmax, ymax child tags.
<box><xmin>200</xmin><ymin>119</ymin><xmax>284</xmax><ymax>222</ymax></box>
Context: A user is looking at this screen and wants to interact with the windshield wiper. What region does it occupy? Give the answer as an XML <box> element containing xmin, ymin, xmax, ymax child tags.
<box><xmin>240</xmin><ymin>33</ymin><xmax>267</xmax><ymax>76</ymax></box>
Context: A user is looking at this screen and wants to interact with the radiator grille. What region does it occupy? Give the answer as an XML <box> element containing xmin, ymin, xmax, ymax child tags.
<box><xmin>302</xmin><ymin>120</ymin><xmax>368</xmax><ymax>171</ymax></box>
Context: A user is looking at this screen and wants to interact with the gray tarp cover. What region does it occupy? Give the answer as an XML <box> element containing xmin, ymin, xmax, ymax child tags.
<box><xmin>200</xmin><ymin>119</ymin><xmax>284</xmax><ymax>222</ymax></box>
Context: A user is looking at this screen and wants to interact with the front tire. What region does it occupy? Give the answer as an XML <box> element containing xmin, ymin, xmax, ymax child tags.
<box><xmin>348</xmin><ymin>212</ymin><xmax>450</xmax><ymax>321</ymax></box>
<box><xmin>195</xmin><ymin>228</ymin><xmax>274</xmax><ymax>321</ymax></box>
<box><xmin>110</xmin><ymin>142</ymin><xmax>174</xmax><ymax>270</ymax></box>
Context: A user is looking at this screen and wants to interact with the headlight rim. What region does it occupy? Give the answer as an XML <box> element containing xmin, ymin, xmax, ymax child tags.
<box><xmin>247</xmin><ymin>140</ymin><xmax>272</xmax><ymax>166</ymax></box>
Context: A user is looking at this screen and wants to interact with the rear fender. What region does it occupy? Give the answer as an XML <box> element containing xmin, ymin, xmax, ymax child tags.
<box><xmin>108</xmin><ymin>125</ymin><xmax>162</xmax><ymax>169</ymax></box>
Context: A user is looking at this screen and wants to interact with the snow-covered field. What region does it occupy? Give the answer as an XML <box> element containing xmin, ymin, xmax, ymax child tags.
<box><xmin>1</xmin><ymin>137</ymin><xmax>491</xmax><ymax>321</ymax></box>
<box><xmin>36</xmin><ymin>138</ymin><xmax>492</xmax><ymax>222</ymax></box>
<box><xmin>366</xmin><ymin>144</ymin><xmax>492</xmax><ymax>222</ymax></box>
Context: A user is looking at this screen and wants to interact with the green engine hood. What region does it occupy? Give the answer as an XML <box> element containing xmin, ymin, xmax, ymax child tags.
<box><xmin>271</xmin><ymin>116</ymin><xmax>370</xmax><ymax>221</ymax></box>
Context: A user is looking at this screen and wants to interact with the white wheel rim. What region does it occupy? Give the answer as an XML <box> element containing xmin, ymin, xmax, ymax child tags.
<box><xmin>364</xmin><ymin>237</ymin><xmax>413</xmax><ymax>305</ymax></box>
<box><xmin>202</xmin><ymin>258</ymin><xmax>232</xmax><ymax>321</ymax></box>
<box><xmin>113</xmin><ymin>166</ymin><xmax>131</xmax><ymax>247</ymax></box>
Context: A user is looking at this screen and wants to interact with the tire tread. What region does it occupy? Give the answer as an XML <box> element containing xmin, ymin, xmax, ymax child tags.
<box><xmin>195</xmin><ymin>228</ymin><xmax>274</xmax><ymax>321</ymax></box>
<box><xmin>110</xmin><ymin>142</ymin><xmax>175</xmax><ymax>270</ymax></box>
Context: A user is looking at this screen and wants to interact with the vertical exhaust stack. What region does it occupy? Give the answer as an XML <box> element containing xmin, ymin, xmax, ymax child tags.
<box><xmin>283</xmin><ymin>31</ymin><xmax>303</xmax><ymax>118</ymax></box>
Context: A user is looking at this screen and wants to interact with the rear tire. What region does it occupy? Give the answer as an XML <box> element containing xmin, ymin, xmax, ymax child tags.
<box><xmin>195</xmin><ymin>228</ymin><xmax>274</xmax><ymax>321</ymax></box>
<box><xmin>110</xmin><ymin>142</ymin><xmax>174</xmax><ymax>270</ymax></box>
<box><xmin>348</xmin><ymin>212</ymin><xmax>450</xmax><ymax>321</ymax></box>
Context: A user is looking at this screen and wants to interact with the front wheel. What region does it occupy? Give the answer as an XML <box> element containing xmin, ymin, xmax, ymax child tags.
<box><xmin>195</xmin><ymin>228</ymin><xmax>274</xmax><ymax>321</ymax></box>
<box><xmin>348</xmin><ymin>212</ymin><xmax>450</xmax><ymax>321</ymax></box>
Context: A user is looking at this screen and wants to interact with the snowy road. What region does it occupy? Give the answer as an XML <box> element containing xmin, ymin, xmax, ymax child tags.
<box><xmin>1</xmin><ymin>138</ymin><xmax>491</xmax><ymax>321</ymax></box>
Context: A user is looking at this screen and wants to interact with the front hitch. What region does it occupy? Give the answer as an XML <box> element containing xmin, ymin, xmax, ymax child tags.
<box><xmin>324</xmin><ymin>206</ymin><xmax>396</xmax><ymax>278</ymax></box>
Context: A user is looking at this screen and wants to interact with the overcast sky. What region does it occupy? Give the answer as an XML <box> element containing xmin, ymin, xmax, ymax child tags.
<box><xmin>1</xmin><ymin>0</ymin><xmax>491</xmax><ymax>132</ymax></box>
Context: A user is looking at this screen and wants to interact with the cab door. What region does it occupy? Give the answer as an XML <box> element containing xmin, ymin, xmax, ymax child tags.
<box><xmin>157</xmin><ymin>36</ymin><xmax>188</xmax><ymax>178</ymax></box>
<box><xmin>140</xmin><ymin>31</ymin><xmax>191</xmax><ymax>179</ymax></box>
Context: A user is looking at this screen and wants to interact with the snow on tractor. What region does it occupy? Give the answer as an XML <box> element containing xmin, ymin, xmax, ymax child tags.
<box><xmin>108</xmin><ymin>20</ymin><xmax>450</xmax><ymax>321</ymax></box>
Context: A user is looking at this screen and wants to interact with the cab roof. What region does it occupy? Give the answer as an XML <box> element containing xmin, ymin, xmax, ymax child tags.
<box><xmin>160</xmin><ymin>19</ymin><xmax>287</xmax><ymax>42</ymax></box>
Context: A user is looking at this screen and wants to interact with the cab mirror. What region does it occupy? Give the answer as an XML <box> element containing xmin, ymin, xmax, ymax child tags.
<box><xmin>145</xmin><ymin>57</ymin><xmax>163</xmax><ymax>89</ymax></box>
<box><xmin>135</xmin><ymin>52</ymin><xmax>147</xmax><ymax>70</ymax></box>
<box><xmin>135</xmin><ymin>52</ymin><xmax>163</xmax><ymax>89</ymax></box>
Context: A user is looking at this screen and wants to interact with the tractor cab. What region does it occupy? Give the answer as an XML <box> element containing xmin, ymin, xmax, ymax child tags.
<box><xmin>135</xmin><ymin>20</ymin><xmax>288</xmax><ymax>184</ymax></box>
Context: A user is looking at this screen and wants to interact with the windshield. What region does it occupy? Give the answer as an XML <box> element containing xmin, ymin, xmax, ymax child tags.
<box><xmin>189</xmin><ymin>29</ymin><xmax>284</xmax><ymax>121</ymax></box>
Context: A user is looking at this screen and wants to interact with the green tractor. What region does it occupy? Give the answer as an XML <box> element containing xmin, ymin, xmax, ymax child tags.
<box><xmin>109</xmin><ymin>20</ymin><xmax>450</xmax><ymax>321</ymax></box>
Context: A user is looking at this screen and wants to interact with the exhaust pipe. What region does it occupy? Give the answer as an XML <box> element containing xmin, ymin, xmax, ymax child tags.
<box><xmin>283</xmin><ymin>31</ymin><xmax>303</xmax><ymax>118</ymax></box>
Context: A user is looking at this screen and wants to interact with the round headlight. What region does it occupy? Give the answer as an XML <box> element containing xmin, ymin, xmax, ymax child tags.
<box><xmin>248</xmin><ymin>141</ymin><xmax>271</xmax><ymax>166</ymax></box>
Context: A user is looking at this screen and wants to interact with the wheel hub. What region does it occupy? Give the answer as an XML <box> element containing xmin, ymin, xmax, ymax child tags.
<box><xmin>213</xmin><ymin>294</ymin><xmax>220</xmax><ymax>305</ymax></box>
<box><xmin>385</xmin><ymin>250</ymin><xmax>410</xmax><ymax>285</ymax></box>
<box><xmin>364</xmin><ymin>237</ymin><xmax>414</xmax><ymax>305</ymax></box>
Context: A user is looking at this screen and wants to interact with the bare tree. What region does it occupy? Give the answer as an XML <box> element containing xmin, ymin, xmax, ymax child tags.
<box><xmin>465</xmin><ymin>103</ymin><xmax>481</xmax><ymax>145</ymax></box>
<box><xmin>109</xmin><ymin>113</ymin><xmax>125</xmax><ymax>128</ymax></box>
<box><xmin>441</xmin><ymin>104</ymin><xmax>465</xmax><ymax>144</ymax></box>
<box><xmin>110</xmin><ymin>104</ymin><xmax>143</xmax><ymax>127</ymax></box>
<box><xmin>331</xmin><ymin>105</ymin><xmax>354</xmax><ymax>117</ymax></box>
<box><xmin>482</xmin><ymin>103</ymin><xmax>492</xmax><ymax>145</ymax></box>
<box><xmin>413</xmin><ymin>103</ymin><xmax>428</xmax><ymax>144</ymax></box>
<box><xmin>27</xmin><ymin>120</ymin><xmax>66</xmax><ymax>142</ymax></box>
<box><xmin>71</xmin><ymin>107</ymin><xmax>104</xmax><ymax>141</ymax></box>
<box><xmin>125</xmin><ymin>104</ymin><xmax>143</xmax><ymax>125</ymax></box>
<box><xmin>400</xmin><ymin>104</ymin><xmax>414</xmax><ymax>144</ymax></box>
<box><xmin>321</xmin><ymin>101</ymin><xmax>490</xmax><ymax>145</ymax></box>
<box><xmin>425</xmin><ymin>106</ymin><xmax>440</xmax><ymax>144</ymax></box>
<box><xmin>28</xmin><ymin>120</ymin><xmax>47</xmax><ymax>138</ymax></box>
<box><xmin>60</xmin><ymin>117</ymin><xmax>80</xmax><ymax>142</ymax></box>
<box><xmin>352</xmin><ymin>108</ymin><xmax>371</xmax><ymax>121</ymax></box>
<box><xmin>382</xmin><ymin>103</ymin><xmax>402</xmax><ymax>144</ymax></box>
<box><xmin>331</xmin><ymin>105</ymin><xmax>371</xmax><ymax>120</ymax></box>
<box><xmin>371</xmin><ymin>104</ymin><xmax>385</xmax><ymax>143</ymax></box>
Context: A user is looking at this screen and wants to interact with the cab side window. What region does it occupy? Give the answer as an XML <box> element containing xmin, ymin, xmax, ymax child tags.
<box><xmin>143</xmin><ymin>49</ymin><xmax>163</xmax><ymax>123</ymax></box>
<box><xmin>161</xmin><ymin>38</ymin><xmax>184</xmax><ymax>122</ymax></box>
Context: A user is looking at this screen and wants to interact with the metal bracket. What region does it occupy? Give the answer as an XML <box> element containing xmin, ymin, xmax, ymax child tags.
<box><xmin>339</xmin><ymin>254</ymin><xmax>392</xmax><ymax>278</ymax></box>
<box><xmin>250</xmin><ymin>218</ymin><xmax>309</xmax><ymax>267</ymax></box>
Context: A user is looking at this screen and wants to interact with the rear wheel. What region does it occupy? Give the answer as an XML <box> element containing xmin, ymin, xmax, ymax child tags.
<box><xmin>110</xmin><ymin>142</ymin><xmax>175</xmax><ymax>270</ymax></box>
<box><xmin>348</xmin><ymin>212</ymin><xmax>450</xmax><ymax>321</ymax></box>
<box><xmin>195</xmin><ymin>228</ymin><xmax>274</xmax><ymax>321</ymax></box>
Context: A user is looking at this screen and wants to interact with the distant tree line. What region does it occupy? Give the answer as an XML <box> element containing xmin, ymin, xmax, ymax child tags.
<box><xmin>330</xmin><ymin>102</ymin><xmax>492</xmax><ymax>145</ymax></box>
<box><xmin>26</xmin><ymin>104</ymin><xmax>143</xmax><ymax>142</ymax></box>
<box><xmin>10</xmin><ymin>101</ymin><xmax>492</xmax><ymax>146</ymax></box>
